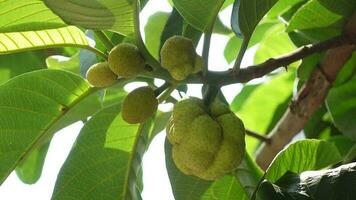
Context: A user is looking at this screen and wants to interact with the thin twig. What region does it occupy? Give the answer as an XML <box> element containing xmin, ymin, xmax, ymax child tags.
<box><xmin>245</xmin><ymin>130</ymin><xmax>271</xmax><ymax>144</ymax></box>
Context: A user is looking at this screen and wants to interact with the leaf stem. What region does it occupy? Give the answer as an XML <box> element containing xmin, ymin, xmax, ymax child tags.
<box><xmin>202</xmin><ymin>31</ymin><xmax>212</xmax><ymax>77</ymax></box>
<box><xmin>232</xmin><ymin>37</ymin><xmax>249</xmax><ymax>74</ymax></box>
<box><xmin>157</xmin><ymin>84</ymin><xmax>176</xmax><ymax>103</ymax></box>
<box><xmin>84</xmin><ymin>46</ymin><xmax>108</xmax><ymax>60</ymax></box>
<box><xmin>132</xmin><ymin>0</ymin><xmax>162</xmax><ymax>71</ymax></box>
<box><xmin>234</xmin><ymin>153</ymin><xmax>264</xmax><ymax>199</ymax></box>
<box><xmin>93</xmin><ymin>30</ymin><xmax>115</xmax><ymax>50</ymax></box>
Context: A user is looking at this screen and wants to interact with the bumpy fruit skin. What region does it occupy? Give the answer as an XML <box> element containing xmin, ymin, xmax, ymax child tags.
<box><xmin>160</xmin><ymin>36</ymin><xmax>202</xmax><ymax>80</ymax></box>
<box><xmin>108</xmin><ymin>43</ymin><xmax>145</xmax><ymax>78</ymax></box>
<box><xmin>122</xmin><ymin>86</ymin><xmax>158</xmax><ymax>124</ymax></box>
<box><xmin>86</xmin><ymin>62</ymin><xmax>117</xmax><ymax>87</ymax></box>
<box><xmin>167</xmin><ymin>98</ymin><xmax>246</xmax><ymax>180</ymax></box>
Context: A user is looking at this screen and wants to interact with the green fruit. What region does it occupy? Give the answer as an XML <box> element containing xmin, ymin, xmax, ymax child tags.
<box><xmin>108</xmin><ymin>43</ymin><xmax>145</xmax><ymax>78</ymax></box>
<box><xmin>167</xmin><ymin>98</ymin><xmax>246</xmax><ymax>180</ymax></box>
<box><xmin>86</xmin><ymin>62</ymin><xmax>117</xmax><ymax>87</ymax></box>
<box><xmin>167</xmin><ymin>98</ymin><xmax>205</xmax><ymax>145</ymax></box>
<box><xmin>122</xmin><ymin>86</ymin><xmax>158</xmax><ymax>124</ymax></box>
<box><xmin>177</xmin><ymin>115</ymin><xmax>222</xmax><ymax>174</ymax></box>
<box><xmin>160</xmin><ymin>36</ymin><xmax>197</xmax><ymax>80</ymax></box>
<box><xmin>192</xmin><ymin>55</ymin><xmax>204</xmax><ymax>74</ymax></box>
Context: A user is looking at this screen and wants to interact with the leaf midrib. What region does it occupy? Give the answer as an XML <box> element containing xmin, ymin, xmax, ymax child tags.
<box><xmin>0</xmin><ymin>86</ymin><xmax>99</xmax><ymax>184</ymax></box>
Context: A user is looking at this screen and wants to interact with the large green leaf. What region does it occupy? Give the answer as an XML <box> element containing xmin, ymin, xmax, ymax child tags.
<box><xmin>231</xmin><ymin>0</ymin><xmax>278</xmax><ymax>39</ymax></box>
<box><xmin>0</xmin><ymin>69</ymin><xmax>99</xmax><ymax>184</ymax></box>
<box><xmin>172</xmin><ymin>0</ymin><xmax>225</xmax><ymax>31</ymax></box>
<box><xmin>0</xmin><ymin>51</ymin><xmax>47</xmax><ymax>84</ymax></box>
<box><xmin>165</xmin><ymin>140</ymin><xmax>245</xmax><ymax>200</ymax></box>
<box><xmin>52</xmin><ymin>105</ymin><xmax>153</xmax><ymax>199</ymax></box>
<box><xmin>287</xmin><ymin>0</ymin><xmax>343</xmax><ymax>32</ymax></box>
<box><xmin>265</xmin><ymin>139</ymin><xmax>342</xmax><ymax>182</ymax></box>
<box><xmin>44</xmin><ymin>0</ymin><xmax>135</xmax><ymax>35</ymax></box>
<box><xmin>0</xmin><ymin>0</ymin><xmax>66</xmax><ymax>32</ymax></box>
<box><xmin>0</xmin><ymin>26</ymin><xmax>89</xmax><ymax>54</ymax></box>
<box><xmin>327</xmin><ymin>77</ymin><xmax>356</xmax><ymax>141</ymax></box>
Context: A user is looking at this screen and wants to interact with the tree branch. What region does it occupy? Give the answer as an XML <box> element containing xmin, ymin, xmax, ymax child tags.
<box><xmin>254</xmin><ymin>14</ymin><xmax>356</xmax><ymax>170</ymax></box>
<box><xmin>204</xmin><ymin>32</ymin><xmax>356</xmax><ymax>86</ymax></box>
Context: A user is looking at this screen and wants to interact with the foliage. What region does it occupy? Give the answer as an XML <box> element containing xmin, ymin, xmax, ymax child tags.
<box><xmin>0</xmin><ymin>0</ymin><xmax>355</xmax><ymax>199</ymax></box>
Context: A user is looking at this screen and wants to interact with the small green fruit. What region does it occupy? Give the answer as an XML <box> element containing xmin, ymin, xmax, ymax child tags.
<box><xmin>160</xmin><ymin>36</ymin><xmax>196</xmax><ymax>80</ymax></box>
<box><xmin>108</xmin><ymin>43</ymin><xmax>145</xmax><ymax>78</ymax></box>
<box><xmin>86</xmin><ymin>62</ymin><xmax>117</xmax><ymax>88</ymax></box>
<box><xmin>122</xmin><ymin>86</ymin><xmax>158</xmax><ymax>124</ymax></box>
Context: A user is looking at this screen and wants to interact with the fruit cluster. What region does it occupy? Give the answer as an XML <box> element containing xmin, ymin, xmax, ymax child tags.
<box><xmin>84</xmin><ymin>36</ymin><xmax>245</xmax><ymax>180</ymax></box>
<box><xmin>166</xmin><ymin>98</ymin><xmax>246</xmax><ymax>180</ymax></box>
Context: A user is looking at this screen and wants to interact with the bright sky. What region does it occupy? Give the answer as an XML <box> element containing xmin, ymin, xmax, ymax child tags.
<box><xmin>0</xmin><ymin>1</ymin><xmax>252</xmax><ymax>199</ymax></box>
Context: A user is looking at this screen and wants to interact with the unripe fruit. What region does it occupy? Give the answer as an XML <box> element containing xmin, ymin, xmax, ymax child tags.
<box><xmin>122</xmin><ymin>86</ymin><xmax>158</xmax><ymax>124</ymax></box>
<box><xmin>108</xmin><ymin>43</ymin><xmax>145</xmax><ymax>78</ymax></box>
<box><xmin>160</xmin><ymin>36</ymin><xmax>198</xmax><ymax>80</ymax></box>
<box><xmin>192</xmin><ymin>55</ymin><xmax>204</xmax><ymax>74</ymax></box>
<box><xmin>167</xmin><ymin>98</ymin><xmax>246</xmax><ymax>180</ymax></box>
<box><xmin>86</xmin><ymin>62</ymin><xmax>117</xmax><ymax>87</ymax></box>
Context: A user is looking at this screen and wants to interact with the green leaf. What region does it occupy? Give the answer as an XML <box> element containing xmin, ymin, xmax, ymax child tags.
<box><xmin>327</xmin><ymin>135</ymin><xmax>355</xmax><ymax>159</ymax></box>
<box><xmin>289</xmin><ymin>27</ymin><xmax>341</xmax><ymax>47</ymax></box>
<box><xmin>287</xmin><ymin>0</ymin><xmax>343</xmax><ymax>32</ymax></box>
<box><xmin>259</xmin><ymin>162</ymin><xmax>356</xmax><ymax>200</ymax></box>
<box><xmin>254</xmin><ymin>25</ymin><xmax>296</xmax><ymax>64</ymax></box>
<box><xmin>297</xmin><ymin>53</ymin><xmax>323</xmax><ymax>81</ymax></box>
<box><xmin>224</xmin><ymin>36</ymin><xmax>243</xmax><ymax>64</ymax></box>
<box><xmin>235</xmin><ymin>71</ymin><xmax>295</xmax><ymax>134</ymax></box>
<box><xmin>213</xmin><ymin>17</ymin><xmax>232</xmax><ymax>35</ymax></box>
<box><xmin>164</xmin><ymin>140</ymin><xmax>244</xmax><ymax>200</ymax></box>
<box><xmin>333</xmin><ymin>52</ymin><xmax>356</xmax><ymax>87</ymax></box>
<box><xmin>46</xmin><ymin>53</ymin><xmax>81</xmax><ymax>74</ymax></box>
<box><xmin>150</xmin><ymin>111</ymin><xmax>171</xmax><ymax>141</ymax></box>
<box><xmin>266</xmin><ymin>0</ymin><xmax>306</xmax><ymax>20</ymax></box>
<box><xmin>172</xmin><ymin>0</ymin><xmax>225</xmax><ymax>31</ymax></box>
<box><xmin>44</xmin><ymin>0</ymin><xmax>135</xmax><ymax>35</ymax></box>
<box><xmin>52</xmin><ymin>105</ymin><xmax>153</xmax><ymax>199</ymax></box>
<box><xmin>265</xmin><ymin>139</ymin><xmax>342</xmax><ymax>182</ymax></box>
<box><xmin>304</xmin><ymin>105</ymin><xmax>329</xmax><ymax>138</ymax></box>
<box><xmin>160</xmin><ymin>8</ymin><xmax>184</xmax><ymax>51</ymax></box>
<box><xmin>224</xmin><ymin>20</ymin><xmax>278</xmax><ymax>64</ymax></box>
<box><xmin>15</xmin><ymin>141</ymin><xmax>50</xmax><ymax>184</ymax></box>
<box><xmin>145</xmin><ymin>12</ymin><xmax>169</xmax><ymax>59</ymax></box>
<box><xmin>327</xmin><ymin>77</ymin><xmax>356</xmax><ymax>141</ymax></box>
<box><xmin>231</xmin><ymin>0</ymin><xmax>278</xmax><ymax>38</ymax></box>
<box><xmin>0</xmin><ymin>51</ymin><xmax>47</xmax><ymax>84</ymax></box>
<box><xmin>318</xmin><ymin>0</ymin><xmax>356</xmax><ymax>16</ymax></box>
<box><xmin>0</xmin><ymin>69</ymin><xmax>98</xmax><ymax>184</ymax></box>
<box><xmin>232</xmin><ymin>72</ymin><xmax>294</xmax><ymax>154</ymax></box>
<box><xmin>0</xmin><ymin>26</ymin><xmax>89</xmax><ymax>54</ymax></box>
<box><xmin>0</xmin><ymin>0</ymin><xmax>66</xmax><ymax>32</ymax></box>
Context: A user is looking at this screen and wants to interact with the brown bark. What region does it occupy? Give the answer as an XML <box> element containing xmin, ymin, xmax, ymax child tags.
<box><xmin>255</xmin><ymin>13</ymin><xmax>356</xmax><ymax>170</ymax></box>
